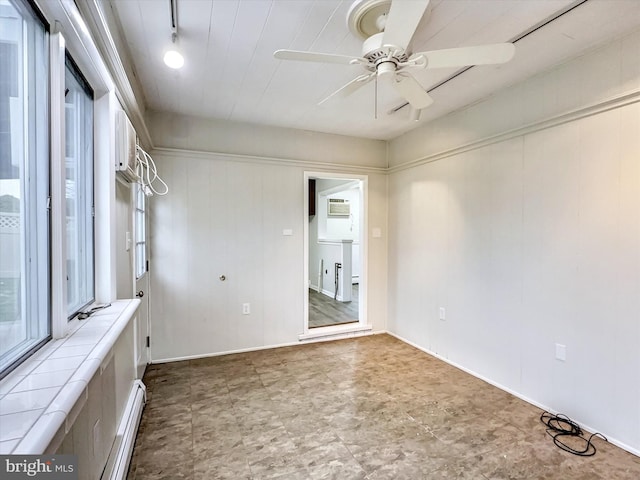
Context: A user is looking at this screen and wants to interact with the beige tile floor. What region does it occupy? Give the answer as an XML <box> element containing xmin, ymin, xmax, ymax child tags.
<box><xmin>127</xmin><ymin>334</ymin><xmax>640</xmax><ymax>479</ymax></box>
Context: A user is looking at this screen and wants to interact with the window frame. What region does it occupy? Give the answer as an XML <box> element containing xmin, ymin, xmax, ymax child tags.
<box><xmin>0</xmin><ymin>0</ymin><xmax>51</xmax><ymax>379</ymax></box>
<box><xmin>134</xmin><ymin>181</ymin><xmax>147</xmax><ymax>280</ymax></box>
<box><xmin>63</xmin><ymin>51</ymin><xmax>95</xmax><ymax>319</ymax></box>
<box><xmin>1</xmin><ymin>0</ymin><xmax>114</xmax><ymax>377</ymax></box>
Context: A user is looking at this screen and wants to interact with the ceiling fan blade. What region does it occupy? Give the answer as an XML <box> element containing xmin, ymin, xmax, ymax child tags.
<box><xmin>382</xmin><ymin>0</ymin><xmax>430</xmax><ymax>51</ymax></box>
<box><xmin>393</xmin><ymin>74</ymin><xmax>433</xmax><ymax>110</ymax></box>
<box><xmin>318</xmin><ymin>73</ymin><xmax>375</xmax><ymax>105</ymax></box>
<box><xmin>410</xmin><ymin>43</ymin><xmax>516</xmax><ymax>69</ymax></box>
<box><xmin>274</xmin><ymin>49</ymin><xmax>366</xmax><ymax>65</ymax></box>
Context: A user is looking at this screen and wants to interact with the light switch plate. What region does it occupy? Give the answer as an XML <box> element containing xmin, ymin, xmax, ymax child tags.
<box><xmin>555</xmin><ymin>344</ymin><xmax>566</xmax><ymax>361</ymax></box>
<box><xmin>282</xmin><ymin>229</ymin><xmax>293</xmax><ymax>236</ymax></box>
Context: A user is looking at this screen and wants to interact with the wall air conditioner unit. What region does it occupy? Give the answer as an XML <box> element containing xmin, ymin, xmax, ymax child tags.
<box><xmin>115</xmin><ymin>110</ymin><xmax>139</xmax><ymax>183</ymax></box>
<box><xmin>328</xmin><ymin>198</ymin><xmax>350</xmax><ymax>216</ymax></box>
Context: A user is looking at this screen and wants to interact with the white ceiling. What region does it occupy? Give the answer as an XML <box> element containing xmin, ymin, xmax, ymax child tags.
<box><xmin>109</xmin><ymin>0</ymin><xmax>640</xmax><ymax>141</ymax></box>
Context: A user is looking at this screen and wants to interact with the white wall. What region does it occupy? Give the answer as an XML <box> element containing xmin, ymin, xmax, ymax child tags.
<box><xmin>387</xmin><ymin>29</ymin><xmax>640</xmax><ymax>454</ymax></box>
<box><xmin>325</xmin><ymin>188</ymin><xmax>360</xmax><ymax>241</ymax></box>
<box><xmin>148</xmin><ymin>111</ymin><xmax>387</xmax><ymax>168</ymax></box>
<box><xmin>148</xmin><ymin>137</ymin><xmax>388</xmax><ymax>361</ymax></box>
<box><xmin>115</xmin><ymin>180</ymin><xmax>133</xmax><ymax>298</ymax></box>
<box><xmin>390</xmin><ymin>30</ymin><xmax>640</xmax><ymax>168</ymax></box>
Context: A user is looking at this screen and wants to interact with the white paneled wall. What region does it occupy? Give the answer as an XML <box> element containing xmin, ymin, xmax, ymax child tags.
<box><xmin>115</xmin><ymin>181</ymin><xmax>133</xmax><ymax>299</ymax></box>
<box><xmin>388</xmin><ymin>29</ymin><xmax>640</xmax><ymax>453</ymax></box>
<box><xmin>147</xmin><ymin>112</ymin><xmax>387</xmax><ymax>168</ymax></box>
<box><xmin>149</xmin><ymin>150</ymin><xmax>388</xmax><ymax>362</ymax></box>
<box><xmin>389</xmin><ymin>29</ymin><xmax>640</xmax><ymax>168</ymax></box>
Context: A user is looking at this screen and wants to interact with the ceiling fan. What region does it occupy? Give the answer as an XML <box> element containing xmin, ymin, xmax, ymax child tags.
<box><xmin>274</xmin><ymin>0</ymin><xmax>515</xmax><ymax>113</ymax></box>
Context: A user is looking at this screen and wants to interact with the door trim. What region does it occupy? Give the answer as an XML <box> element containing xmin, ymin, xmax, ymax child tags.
<box><xmin>302</xmin><ymin>171</ymin><xmax>369</xmax><ymax>338</ymax></box>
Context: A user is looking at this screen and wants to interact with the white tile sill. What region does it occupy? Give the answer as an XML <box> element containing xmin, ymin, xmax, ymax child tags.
<box><xmin>298</xmin><ymin>323</ymin><xmax>372</xmax><ymax>341</ymax></box>
<box><xmin>0</xmin><ymin>299</ymin><xmax>140</xmax><ymax>454</ymax></box>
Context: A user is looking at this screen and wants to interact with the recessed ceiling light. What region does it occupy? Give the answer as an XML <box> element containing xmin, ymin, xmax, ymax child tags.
<box><xmin>163</xmin><ymin>50</ymin><xmax>184</xmax><ymax>69</ymax></box>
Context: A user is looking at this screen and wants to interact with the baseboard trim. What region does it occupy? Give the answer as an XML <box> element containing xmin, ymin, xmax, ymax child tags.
<box><xmin>385</xmin><ymin>330</ymin><xmax>640</xmax><ymax>458</ymax></box>
<box><xmin>152</xmin><ymin>340</ymin><xmax>303</xmax><ymax>364</ymax></box>
<box><xmin>152</xmin><ymin>327</ymin><xmax>379</xmax><ymax>364</ymax></box>
<box><xmin>320</xmin><ymin>288</ymin><xmax>340</xmax><ymax>301</ymax></box>
<box><xmin>102</xmin><ymin>380</ymin><xmax>146</xmax><ymax>480</ymax></box>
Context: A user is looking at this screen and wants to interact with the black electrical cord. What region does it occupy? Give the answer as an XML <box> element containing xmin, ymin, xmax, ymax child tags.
<box><xmin>76</xmin><ymin>303</ymin><xmax>111</xmax><ymax>320</ymax></box>
<box><xmin>334</xmin><ymin>263</ymin><xmax>342</xmax><ymax>300</ymax></box>
<box><xmin>540</xmin><ymin>411</ymin><xmax>607</xmax><ymax>456</ymax></box>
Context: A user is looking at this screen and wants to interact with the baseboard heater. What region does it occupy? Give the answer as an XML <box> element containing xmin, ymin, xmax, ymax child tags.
<box><xmin>102</xmin><ymin>380</ymin><xmax>146</xmax><ymax>480</ymax></box>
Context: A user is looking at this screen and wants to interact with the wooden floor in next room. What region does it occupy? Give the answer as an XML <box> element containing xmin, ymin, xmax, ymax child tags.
<box><xmin>308</xmin><ymin>284</ymin><xmax>359</xmax><ymax>328</ymax></box>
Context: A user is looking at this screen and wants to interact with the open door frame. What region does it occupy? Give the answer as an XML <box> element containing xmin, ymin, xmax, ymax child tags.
<box><xmin>300</xmin><ymin>171</ymin><xmax>370</xmax><ymax>340</ymax></box>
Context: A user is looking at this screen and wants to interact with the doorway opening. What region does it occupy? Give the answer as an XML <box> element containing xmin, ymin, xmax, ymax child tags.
<box><xmin>303</xmin><ymin>172</ymin><xmax>368</xmax><ymax>337</ymax></box>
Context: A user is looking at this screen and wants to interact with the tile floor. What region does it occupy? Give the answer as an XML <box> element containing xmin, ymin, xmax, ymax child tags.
<box><xmin>127</xmin><ymin>334</ymin><xmax>640</xmax><ymax>479</ymax></box>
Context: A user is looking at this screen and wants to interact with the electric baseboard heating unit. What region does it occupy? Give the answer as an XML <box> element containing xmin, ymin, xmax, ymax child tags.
<box><xmin>115</xmin><ymin>110</ymin><xmax>139</xmax><ymax>183</ymax></box>
<box><xmin>103</xmin><ymin>380</ymin><xmax>146</xmax><ymax>480</ymax></box>
<box><xmin>328</xmin><ymin>198</ymin><xmax>350</xmax><ymax>216</ymax></box>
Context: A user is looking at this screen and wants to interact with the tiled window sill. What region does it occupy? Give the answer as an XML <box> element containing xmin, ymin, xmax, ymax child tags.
<box><xmin>0</xmin><ymin>299</ymin><xmax>140</xmax><ymax>454</ymax></box>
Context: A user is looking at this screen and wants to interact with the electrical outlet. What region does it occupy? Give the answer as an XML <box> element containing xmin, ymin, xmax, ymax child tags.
<box><xmin>555</xmin><ymin>344</ymin><xmax>566</xmax><ymax>361</ymax></box>
<box><xmin>242</xmin><ymin>303</ymin><xmax>250</xmax><ymax>315</ymax></box>
<box><xmin>439</xmin><ymin>307</ymin><xmax>446</xmax><ymax>321</ymax></box>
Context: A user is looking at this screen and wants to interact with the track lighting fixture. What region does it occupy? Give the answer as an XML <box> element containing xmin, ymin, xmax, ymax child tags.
<box><xmin>163</xmin><ymin>0</ymin><xmax>184</xmax><ymax>69</ymax></box>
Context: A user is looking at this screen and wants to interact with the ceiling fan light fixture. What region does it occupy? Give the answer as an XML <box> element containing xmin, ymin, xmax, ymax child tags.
<box><xmin>163</xmin><ymin>49</ymin><xmax>184</xmax><ymax>69</ymax></box>
<box><xmin>376</xmin><ymin>60</ymin><xmax>396</xmax><ymax>77</ymax></box>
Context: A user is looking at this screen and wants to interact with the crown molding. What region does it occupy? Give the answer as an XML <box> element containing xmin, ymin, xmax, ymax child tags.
<box><xmin>75</xmin><ymin>0</ymin><xmax>152</xmax><ymax>149</ymax></box>
<box><xmin>388</xmin><ymin>87</ymin><xmax>640</xmax><ymax>174</ymax></box>
<box><xmin>151</xmin><ymin>147</ymin><xmax>388</xmax><ymax>175</ymax></box>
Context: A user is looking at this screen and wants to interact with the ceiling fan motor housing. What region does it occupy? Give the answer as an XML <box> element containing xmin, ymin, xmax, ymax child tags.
<box><xmin>362</xmin><ymin>32</ymin><xmax>408</xmax><ymax>73</ymax></box>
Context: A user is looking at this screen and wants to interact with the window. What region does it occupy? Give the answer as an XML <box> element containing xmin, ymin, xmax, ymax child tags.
<box><xmin>134</xmin><ymin>182</ymin><xmax>147</xmax><ymax>279</ymax></box>
<box><xmin>64</xmin><ymin>54</ymin><xmax>94</xmax><ymax>317</ymax></box>
<box><xmin>0</xmin><ymin>0</ymin><xmax>50</xmax><ymax>376</ymax></box>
